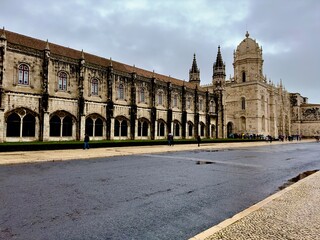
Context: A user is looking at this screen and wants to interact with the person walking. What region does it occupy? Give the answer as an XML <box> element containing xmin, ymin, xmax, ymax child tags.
<box><xmin>83</xmin><ymin>134</ymin><xmax>90</xmax><ymax>149</ymax></box>
<box><xmin>197</xmin><ymin>135</ymin><xmax>201</xmax><ymax>147</ymax></box>
<box><xmin>168</xmin><ymin>133</ymin><xmax>172</xmax><ymax>146</ymax></box>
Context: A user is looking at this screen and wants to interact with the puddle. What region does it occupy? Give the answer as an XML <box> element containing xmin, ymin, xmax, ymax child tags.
<box><xmin>196</xmin><ymin>161</ymin><xmax>215</xmax><ymax>165</ymax></box>
<box><xmin>278</xmin><ymin>170</ymin><xmax>319</xmax><ymax>190</ymax></box>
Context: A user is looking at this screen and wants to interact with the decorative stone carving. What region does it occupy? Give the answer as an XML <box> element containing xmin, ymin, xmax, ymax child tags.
<box><xmin>302</xmin><ymin>108</ymin><xmax>320</xmax><ymax>120</ymax></box>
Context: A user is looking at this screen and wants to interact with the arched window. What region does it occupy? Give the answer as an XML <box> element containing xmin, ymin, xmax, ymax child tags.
<box><xmin>142</xmin><ymin>121</ymin><xmax>148</xmax><ymax>136</ymax></box>
<box><xmin>188</xmin><ymin>122</ymin><xmax>193</xmax><ymax>137</ymax></box>
<box><xmin>118</xmin><ymin>83</ymin><xmax>124</xmax><ymax>100</ymax></box>
<box><xmin>22</xmin><ymin>114</ymin><xmax>35</xmax><ymax>137</ymax></box>
<box><xmin>138</xmin><ymin>119</ymin><xmax>148</xmax><ymax>136</ymax></box>
<box><xmin>91</xmin><ymin>79</ymin><xmax>99</xmax><ymax>95</ymax></box>
<box><xmin>58</xmin><ymin>72</ymin><xmax>67</xmax><ymax>91</ymax></box>
<box><xmin>85</xmin><ymin>118</ymin><xmax>94</xmax><ymax>136</ymax></box>
<box><xmin>158</xmin><ymin>92</ymin><xmax>163</xmax><ymax>105</ymax></box>
<box><xmin>174</xmin><ymin>122</ymin><xmax>180</xmax><ymax>136</ymax></box>
<box><xmin>241</xmin><ymin>97</ymin><xmax>246</xmax><ymax>110</ymax></box>
<box><xmin>158</xmin><ymin>121</ymin><xmax>165</xmax><ymax>136</ymax></box>
<box><xmin>6</xmin><ymin>113</ymin><xmax>21</xmax><ymax>137</ymax></box>
<box><xmin>95</xmin><ymin>118</ymin><xmax>103</xmax><ymax>136</ymax></box>
<box><xmin>242</xmin><ymin>71</ymin><xmax>246</xmax><ymax>82</ymax></box>
<box><xmin>18</xmin><ymin>64</ymin><xmax>29</xmax><ymax>85</ymax></box>
<box><xmin>114</xmin><ymin>118</ymin><xmax>128</xmax><ymax>137</ymax></box>
<box><xmin>173</xmin><ymin>95</ymin><xmax>178</xmax><ymax>107</ymax></box>
<box><xmin>114</xmin><ymin>119</ymin><xmax>120</xmax><ymax>137</ymax></box>
<box><xmin>50</xmin><ymin>115</ymin><xmax>61</xmax><ymax>137</ymax></box>
<box><xmin>187</xmin><ymin>97</ymin><xmax>191</xmax><ymax>109</ymax></box>
<box><xmin>140</xmin><ymin>88</ymin><xmax>145</xmax><ymax>103</ymax></box>
<box><xmin>199</xmin><ymin>99</ymin><xmax>203</xmax><ymax>111</ymax></box>
<box><xmin>209</xmin><ymin>100</ymin><xmax>214</xmax><ymax>113</ymax></box>
<box><xmin>200</xmin><ymin>122</ymin><xmax>205</xmax><ymax>136</ymax></box>
<box><xmin>120</xmin><ymin>120</ymin><xmax>128</xmax><ymax>137</ymax></box>
<box><xmin>62</xmin><ymin>116</ymin><xmax>72</xmax><ymax>136</ymax></box>
<box><xmin>227</xmin><ymin>122</ymin><xmax>233</xmax><ymax>138</ymax></box>
<box><xmin>6</xmin><ymin>112</ymin><xmax>36</xmax><ymax>137</ymax></box>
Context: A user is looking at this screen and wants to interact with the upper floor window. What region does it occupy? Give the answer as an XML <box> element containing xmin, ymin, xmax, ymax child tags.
<box><xmin>199</xmin><ymin>99</ymin><xmax>203</xmax><ymax>111</ymax></box>
<box><xmin>173</xmin><ymin>94</ymin><xmax>178</xmax><ymax>107</ymax></box>
<box><xmin>158</xmin><ymin>91</ymin><xmax>163</xmax><ymax>105</ymax></box>
<box><xmin>91</xmin><ymin>79</ymin><xmax>99</xmax><ymax>95</ymax></box>
<box><xmin>58</xmin><ymin>72</ymin><xmax>67</xmax><ymax>91</ymax></box>
<box><xmin>241</xmin><ymin>97</ymin><xmax>246</xmax><ymax>110</ymax></box>
<box><xmin>210</xmin><ymin>100</ymin><xmax>214</xmax><ymax>113</ymax></box>
<box><xmin>118</xmin><ymin>83</ymin><xmax>124</xmax><ymax>100</ymax></box>
<box><xmin>18</xmin><ymin>64</ymin><xmax>29</xmax><ymax>85</ymax></box>
<box><xmin>140</xmin><ymin>87</ymin><xmax>145</xmax><ymax>103</ymax></box>
<box><xmin>242</xmin><ymin>71</ymin><xmax>246</xmax><ymax>82</ymax></box>
<box><xmin>187</xmin><ymin>97</ymin><xmax>191</xmax><ymax>109</ymax></box>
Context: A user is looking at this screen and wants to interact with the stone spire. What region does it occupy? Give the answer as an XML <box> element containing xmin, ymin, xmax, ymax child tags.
<box><xmin>189</xmin><ymin>53</ymin><xmax>200</xmax><ymax>86</ymax></box>
<box><xmin>212</xmin><ymin>45</ymin><xmax>226</xmax><ymax>87</ymax></box>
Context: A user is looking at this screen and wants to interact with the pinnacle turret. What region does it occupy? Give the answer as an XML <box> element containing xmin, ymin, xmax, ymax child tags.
<box><xmin>212</xmin><ymin>46</ymin><xmax>226</xmax><ymax>87</ymax></box>
<box><xmin>189</xmin><ymin>53</ymin><xmax>200</xmax><ymax>85</ymax></box>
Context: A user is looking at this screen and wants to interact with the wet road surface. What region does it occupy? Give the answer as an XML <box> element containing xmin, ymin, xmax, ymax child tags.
<box><xmin>0</xmin><ymin>142</ymin><xmax>319</xmax><ymax>239</ymax></box>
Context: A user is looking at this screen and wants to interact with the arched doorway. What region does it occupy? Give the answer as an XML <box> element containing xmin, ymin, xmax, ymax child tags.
<box><xmin>227</xmin><ymin>122</ymin><xmax>233</xmax><ymax>138</ymax></box>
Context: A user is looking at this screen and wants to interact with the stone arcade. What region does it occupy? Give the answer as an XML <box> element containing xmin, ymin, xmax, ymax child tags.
<box><xmin>0</xmin><ymin>28</ymin><xmax>319</xmax><ymax>142</ymax></box>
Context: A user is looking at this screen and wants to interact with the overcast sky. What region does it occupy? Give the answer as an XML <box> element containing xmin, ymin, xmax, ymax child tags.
<box><xmin>1</xmin><ymin>0</ymin><xmax>319</xmax><ymax>103</ymax></box>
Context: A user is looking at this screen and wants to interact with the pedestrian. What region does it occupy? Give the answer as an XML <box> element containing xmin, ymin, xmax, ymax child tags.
<box><xmin>83</xmin><ymin>134</ymin><xmax>90</xmax><ymax>149</ymax></box>
<box><xmin>197</xmin><ymin>135</ymin><xmax>201</xmax><ymax>147</ymax></box>
<box><xmin>168</xmin><ymin>133</ymin><xmax>172</xmax><ymax>146</ymax></box>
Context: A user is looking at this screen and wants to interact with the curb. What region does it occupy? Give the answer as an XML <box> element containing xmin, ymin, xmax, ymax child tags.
<box><xmin>189</xmin><ymin>170</ymin><xmax>320</xmax><ymax>240</ymax></box>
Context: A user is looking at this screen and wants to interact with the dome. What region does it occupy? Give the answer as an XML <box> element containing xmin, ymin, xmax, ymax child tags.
<box><xmin>236</xmin><ymin>31</ymin><xmax>261</xmax><ymax>56</ymax></box>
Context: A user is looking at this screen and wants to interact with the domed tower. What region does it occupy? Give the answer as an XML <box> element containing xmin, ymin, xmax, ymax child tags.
<box><xmin>233</xmin><ymin>31</ymin><xmax>264</xmax><ymax>83</ymax></box>
<box><xmin>225</xmin><ymin>31</ymin><xmax>275</xmax><ymax>138</ymax></box>
<box><xmin>189</xmin><ymin>53</ymin><xmax>200</xmax><ymax>86</ymax></box>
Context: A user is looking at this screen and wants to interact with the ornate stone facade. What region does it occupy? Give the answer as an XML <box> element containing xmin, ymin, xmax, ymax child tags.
<box><xmin>0</xmin><ymin>29</ymin><xmax>319</xmax><ymax>142</ymax></box>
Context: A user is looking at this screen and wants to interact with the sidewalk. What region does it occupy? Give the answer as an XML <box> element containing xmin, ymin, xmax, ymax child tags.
<box><xmin>190</xmin><ymin>169</ymin><xmax>320</xmax><ymax>240</ymax></box>
<box><xmin>0</xmin><ymin>140</ymin><xmax>310</xmax><ymax>165</ymax></box>
<box><xmin>1</xmin><ymin>140</ymin><xmax>319</xmax><ymax>240</ymax></box>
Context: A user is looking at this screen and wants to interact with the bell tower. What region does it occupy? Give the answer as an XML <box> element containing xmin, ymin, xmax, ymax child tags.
<box><xmin>212</xmin><ymin>46</ymin><xmax>226</xmax><ymax>138</ymax></box>
<box><xmin>212</xmin><ymin>45</ymin><xmax>226</xmax><ymax>88</ymax></box>
<box><xmin>233</xmin><ymin>31</ymin><xmax>264</xmax><ymax>83</ymax></box>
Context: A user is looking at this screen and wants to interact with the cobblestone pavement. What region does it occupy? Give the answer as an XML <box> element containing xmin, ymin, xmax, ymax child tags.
<box><xmin>190</xmin><ymin>160</ymin><xmax>320</xmax><ymax>240</ymax></box>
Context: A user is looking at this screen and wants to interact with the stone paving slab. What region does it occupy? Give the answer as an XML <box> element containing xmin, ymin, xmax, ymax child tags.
<box><xmin>190</xmin><ymin>164</ymin><xmax>320</xmax><ymax>240</ymax></box>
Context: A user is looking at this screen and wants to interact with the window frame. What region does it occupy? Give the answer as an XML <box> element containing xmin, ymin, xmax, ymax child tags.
<box><xmin>91</xmin><ymin>78</ymin><xmax>99</xmax><ymax>95</ymax></box>
<box><xmin>118</xmin><ymin>83</ymin><xmax>124</xmax><ymax>100</ymax></box>
<box><xmin>58</xmin><ymin>71</ymin><xmax>68</xmax><ymax>91</ymax></box>
<box><xmin>18</xmin><ymin>64</ymin><xmax>30</xmax><ymax>85</ymax></box>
